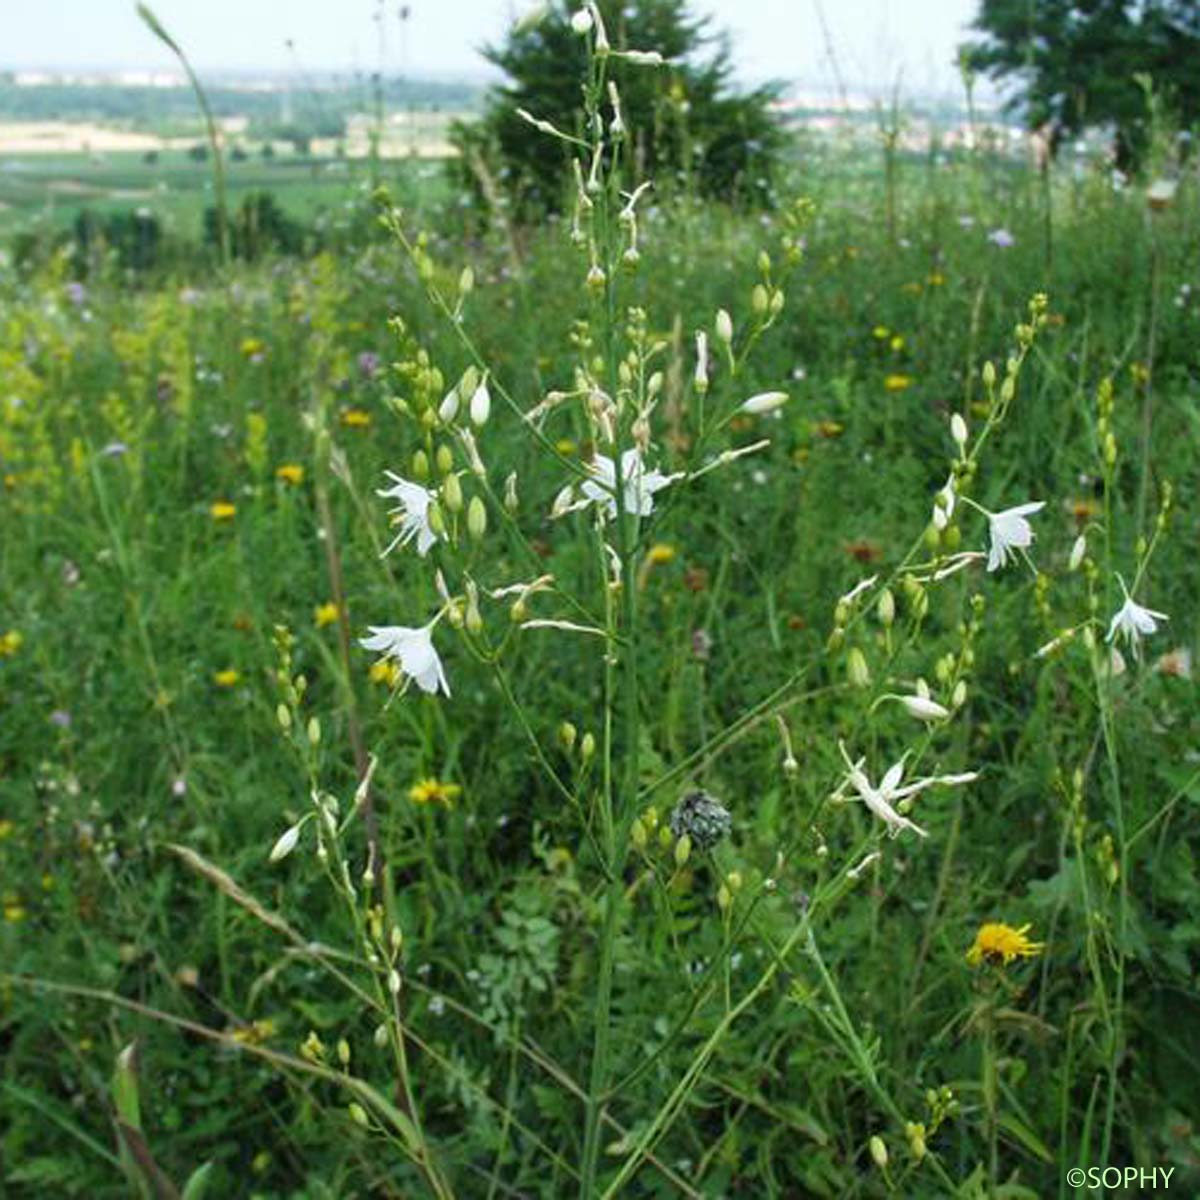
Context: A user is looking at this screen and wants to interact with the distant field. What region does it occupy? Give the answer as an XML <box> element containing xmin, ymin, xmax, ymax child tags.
<box><xmin>0</xmin><ymin>112</ymin><xmax>466</xmax><ymax>237</ymax></box>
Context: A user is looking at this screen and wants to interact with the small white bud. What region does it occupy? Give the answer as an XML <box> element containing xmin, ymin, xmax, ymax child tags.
<box><xmin>899</xmin><ymin>695</ymin><xmax>950</xmax><ymax>722</ymax></box>
<box><xmin>1069</xmin><ymin>534</ymin><xmax>1086</xmax><ymax>571</ymax></box>
<box><xmin>570</xmin><ymin>9</ymin><xmax>593</xmax><ymax>34</ymax></box>
<box><xmin>694</xmin><ymin>330</ymin><xmax>709</xmax><ymax>393</ymax></box>
<box><xmin>740</xmin><ymin>391</ymin><xmax>788</xmax><ymax>415</ymax></box>
<box><xmin>715</xmin><ymin>308</ymin><xmax>733</xmax><ymax>345</ymax></box>
<box><xmin>269</xmin><ymin>823</ymin><xmax>302</xmax><ymax>863</ymax></box>
<box><xmin>951</xmin><ymin>412</ymin><xmax>968</xmax><ymax>448</ymax></box>
<box><xmin>438</xmin><ymin>388</ymin><xmax>460</xmax><ymax>424</ymax></box>
<box><xmin>469</xmin><ymin>377</ymin><xmax>491</xmax><ymax>427</ymax></box>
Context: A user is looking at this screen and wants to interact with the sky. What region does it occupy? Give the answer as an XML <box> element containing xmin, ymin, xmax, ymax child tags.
<box><xmin>4</xmin><ymin>0</ymin><xmax>984</xmax><ymax>95</ymax></box>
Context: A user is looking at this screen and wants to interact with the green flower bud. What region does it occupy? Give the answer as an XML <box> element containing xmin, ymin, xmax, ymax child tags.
<box><xmin>467</xmin><ymin>495</ymin><xmax>487</xmax><ymax>540</ymax></box>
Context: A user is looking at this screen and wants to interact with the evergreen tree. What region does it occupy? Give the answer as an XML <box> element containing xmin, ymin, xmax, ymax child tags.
<box><xmin>450</xmin><ymin>0</ymin><xmax>786</xmax><ymax>217</ymax></box>
<box><xmin>963</xmin><ymin>0</ymin><xmax>1200</xmax><ymax>170</ymax></box>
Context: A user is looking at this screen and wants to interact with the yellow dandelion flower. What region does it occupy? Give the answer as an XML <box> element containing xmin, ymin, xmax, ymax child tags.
<box><xmin>966</xmin><ymin>922</ymin><xmax>1044</xmax><ymax>967</ymax></box>
<box><xmin>408</xmin><ymin>778</ymin><xmax>462</xmax><ymax>808</ymax></box>
<box><xmin>213</xmin><ymin>669</ymin><xmax>241</xmax><ymax>687</ymax></box>
<box><xmin>555</xmin><ymin>438</ymin><xmax>578</xmax><ymax>455</ymax></box>
<box><xmin>647</xmin><ymin>543</ymin><xmax>676</xmax><ymax>565</ymax></box>
<box><xmin>884</xmin><ymin>374</ymin><xmax>913</xmax><ymax>393</ymax></box>
<box><xmin>4</xmin><ymin>903</ymin><xmax>27</xmax><ymax>923</ymax></box>
<box><xmin>240</xmin><ymin>337</ymin><xmax>265</xmax><ymax>358</ymax></box>
<box><xmin>276</xmin><ymin>464</ymin><xmax>304</xmax><ymax>485</ymax></box>
<box><xmin>890</xmin><ymin>334</ymin><xmax>905</xmax><ymax>352</ymax></box>
<box><xmin>0</xmin><ymin>631</ymin><xmax>22</xmax><ymax>657</ymax></box>
<box><xmin>369</xmin><ymin>660</ymin><xmax>401</xmax><ymax>687</ymax></box>
<box><xmin>340</xmin><ymin>408</ymin><xmax>371</xmax><ymax>428</ymax></box>
<box><xmin>210</xmin><ymin>501</ymin><xmax>237</xmax><ymax>520</ymax></box>
<box><xmin>872</xmin><ymin>325</ymin><xmax>890</xmax><ymax>340</ymax></box>
<box><xmin>314</xmin><ymin>602</ymin><xmax>340</xmax><ymax>628</ymax></box>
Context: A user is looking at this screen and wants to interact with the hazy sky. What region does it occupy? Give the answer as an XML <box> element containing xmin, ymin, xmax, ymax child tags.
<box><xmin>6</xmin><ymin>0</ymin><xmax>983</xmax><ymax>94</ymax></box>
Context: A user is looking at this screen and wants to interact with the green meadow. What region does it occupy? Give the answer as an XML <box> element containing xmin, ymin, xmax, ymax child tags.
<box><xmin>2</xmin><ymin>73</ymin><xmax>1199</xmax><ymax>1200</ymax></box>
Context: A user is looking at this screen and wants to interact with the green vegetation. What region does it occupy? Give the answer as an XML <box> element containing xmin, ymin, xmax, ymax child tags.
<box><xmin>2</xmin><ymin>15</ymin><xmax>1199</xmax><ymax>1200</ymax></box>
<box><xmin>451</xmin><ymin>0</ymin><xmax>786</xmax><ymax>215</ymax></box>
<box><xmin>964</xmin><ymin>0</ymin><xmax>1200</xmax><ymax>168</ymax></box>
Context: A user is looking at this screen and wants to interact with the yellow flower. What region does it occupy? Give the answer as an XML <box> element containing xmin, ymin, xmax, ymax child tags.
<box><xmin>213</xmin><ymin>669</ymin><xmax>241</xmax><ymax>687</ymax></box>
<box><xmin>4</xmin><ymin>902</ymin><xmax>27</xmax><ymax>923</ymax></box>
<box><xmin>0</xmin><ymin>631</ymin><xmax>22</xmax><ymax>657</ymax></box>
<box><xmin>814</xmin><ymin>420</ymin><xmax>844</xmax><ymax>439</ymax></box>
<box><xmin>647</xmin><ymin>543</ymin><xmax>676</xmax><ymax>565</ymax></box>
<box><xmin>0</xmin><ymin>820</ymin><xmax>14</xmax><ymax>839</ymax></box>
<box><xmin>889</xmin><ymin>334</ymin><xmax>905</xmax><ymax>352</ymax></box>
<box><xmin>872</xmin><ymin>325</ymin><xmax>890</xmax><ymax>340</ymax></box>
<box><xmin>555</xmin><ymin>438</ymin><xmax>577</xmax><ymax>455</ymax></box>
<box><xmin>314</xmin><ymin>602</ymin><xmax>340</xmax><ymax>628</ymax></box>
<box><xmin>927</xmin><ymin>271</ymin><xmax>946</xmax><ymax>287</ymax></box>
<box><xmin>966</xmin><ymin>922</ymin><xmax>1044</xmax><ymax>967</ymax></box>
<box><xmin>340</xmin><ymin>408</ymin><xmax>371</xmax><ymax>428</ymax></box>
<box><xmin>884</xmin><ymin>374</ymin><xmax>913</xmax><ymax>393</ymax></box>
<box><xmin>276</xmin><ymin>464</ymin><xmax>304</xmax><ymax>485</ymax></box>
<box><xmin>369</xmin><ymin>660</ymin><xmax>401</xmax><ymax>687</ymax></box>
<box><xmin>240</xmin><ymin>337</ymin><xmax>265</xmax><ymax>358</ymax></box>
<box><xmin>409</xmin><ymin>778</ymin><xmax>462</xmax><ymax>808</ymax></box>
<box><xmin>229</xmin><ymin>1018</ymin><xmax>276</xmax><ymax>1046</ymax></box>
<box><xmin>210</xmin><ymin>501</ymin><xmax>237</xmax><ymax>520</ymax></box>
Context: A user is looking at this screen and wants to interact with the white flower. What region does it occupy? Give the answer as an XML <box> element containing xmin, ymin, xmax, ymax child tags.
<box><xmin>378</xmin><ymin>473</ymin><xmax>439</xmax><ymax>557</ymax></box>
<box><xmin>950</xmin><ymin>413</ymin><xmax>968</xmax><ymax>448</ymax></box>
<box><xmin>984</xmin><ymin>501</ymin><xmax>1045</xmax><ymax>571</ymax></box>
<box><xmin>360</xmin><ymin>622</ymin><xmax>450</xmax><ymax>696</ymax></box>
<box><xmin>1106</xmin><ymin>576</ymin><xmax>1168</xmax><ymax>655</ymax></box>
<box><xmin>438</xmin><ymin>388</ymin><xmax>459</xmax><ymax>423</ymax></box>
<box><xmin>836</xmin><ymin>742</ymin><xmax>977</xmax><ymax>839</ymax></box>
<box><xmin>838</xmin><ymin>748</ymin><xmax>928</xmax><ymax>839</ymax></box>
<box><xmin>1069</xmin><ymin>534</ymin><xmax>1087</xmax><ymax>571</ymax></box>
<box><xmin>932</xmin><ymin>475</ymin><xmax>956</xmax><ymax>531</ymax></box>
<box><xmin>569</xmin><ymin>8</ymin><xmax>593</xmax><ymax>34</ymax></box>
<box><xmin>580</xmin><ymin>448</ymin><xmax>679</xmax><ymax>518</ymax></box>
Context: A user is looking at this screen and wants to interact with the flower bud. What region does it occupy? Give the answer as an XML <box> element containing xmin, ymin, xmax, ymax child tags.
<box><xmin>349</xmin><ymin>1103</ymin><xmax>370</xmax><ymax>1128</ymax></box>
<box><xmin>580</xmin><ymin>732</ymin><xmax>596</xmax><ymax>762</ymax></box>
<box><xmin>411</xmin><ymin>448</ymin><xmax>430</xmax><ymax>481</ymax></box>
<box><xmin>951</xmin><ymin>680</ymin><xmax>967</xmax><ymax>709</ymax></box>
<box><xmin>459</xmin><ymin>266</ymin><xmax>474</xmax><ymax>296</ymax></box>
<box><xmin>1069</xmin><ymin>534</ymin><xmax>1086</xmax><ymax>571</ymax></box>
<box><xmin>900</xmin><ymin>695</ymin><xmax>949</xmax><ymax>721</ymax></box>
<box><xmin>847</xmin><ymin>647</ymin><xmax>871</xmax><ymax>689</ymax></box>
<box><xmin>436</xmin><ymin>443</ymin><xmax>454</xmax><ymax>476</ymax></box>
<box><xmin>876</xmin><ymin>589</ymin><xmax>895</xmax><ymax>628</ymax></box>
<box><xmin>741</xmin><ymin>391</ymin><xmax>788</xmax><ymax>415</ymax></box>
<box><xmin>751</xmin><ymin>284</ymin><xmax>769</xmax><ymax>315</ymax></box>
<box><xmin>467</xmin><ymin>495</ymin><xmax>487</xmax><ymax>539</ymax></box>
<box><xmin>504</xmin><ymin>471</ymin><xmax>519</xmax><ymax>513</ymax></box>
<box><xmin>869</xmin><ymin>1136</ymin><xmax>888</xmax><ymax>1170</ymax></box>
<box><xmin>459</xmin><ymin>365</ymin><xmax>480</xmax><ymax>402</ymax></box>
<box><xmin>715</xmin><ymin>308</ymin><xmax>733</xmax><ymax>345</ymax></box>
<box><xmin>276</xmin><ymin>703</ymin><xmax>292</xmax><ymax>731</ymax></box>
<box><xmin>269</xmin><ymin>823</ymin><xmax>302</xmax><ymax>863</ymax></box>
<box><xmin>438</xmin><ymin>389</ymin><xmax>459</xmax><ymax>424</ymax></box>
<box><xmin>558</xmin><ymin>721</ymin><xmax>577</xmax><ymax>752</ymax></box>
<box><xmin>674</xmin><ymin>833</ymin><xmax>692</xmax><ymax>868</ymax></box>
<box><xmin>570</xmin><ymin>8</ymin><xmax>593</xmax><ymax>34</ymax></box>
<box><xmin>469</xmin><ymin>378</ymin><xmax>491</xmax><ymax>427</ymax></box>
<box><xmin>951</xmin><ymin>412</ymin><xmax>968</xmax><ymax>447</ymax></box>
<box><xmin>630</xmin><ymin>817</ymin><xmax>647</xmax><ymax>849</ymax></box>
<box><xmin>981</xmin><ymin>361</ymin><xmax>996</xmax><ymax>389</ymax></box>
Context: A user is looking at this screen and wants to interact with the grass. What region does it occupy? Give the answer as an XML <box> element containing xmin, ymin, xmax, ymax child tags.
<box><xmin>1</xmin><ymin>113</ymin><xmax>1199</xmax><ymax>1198</ymax></box>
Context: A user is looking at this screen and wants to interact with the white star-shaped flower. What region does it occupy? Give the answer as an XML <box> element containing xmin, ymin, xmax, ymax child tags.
<box><xmin>579</xmin><ymin>448</ymin><xmax>680</xmax><ymax>519</ymax></box>
<box><xmin>984</xmin><ymin>501</ymin><xmax>1045</xmax><ymax>571</ymax></box>
<box><xmin>836</xmin><ymin>742</ymin><xmax>977</xmax><ymax>839</ymax></box>
<box><xmin>360</xmin><ymin>622</ymin><xmax>450</xmax><ymax>696</ymax></box>
<box><xmin>378</xmin><ymin>472</ymin><xmax>439</xmax><ymax>557</ymax></box>
<box><xmin>932</xmin><ymin>475</ymin><xmax>956</xmax><ymax>531</ymax></box>
<box><xmin>1107</xmin><ymin>576</ymin><xmax>1168</xmax><ymax>656</ymax></box>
